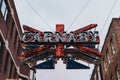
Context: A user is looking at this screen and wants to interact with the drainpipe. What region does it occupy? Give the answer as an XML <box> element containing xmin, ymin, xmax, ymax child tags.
<box><xmin>5</xmin><ymin>39</ymin><xmax>29</xmax><ymax>80</ymax></box>
<box><xmin>17</xmin><ymin>67</ymin><xmax>29</xmax><ymax>79</ymax></box>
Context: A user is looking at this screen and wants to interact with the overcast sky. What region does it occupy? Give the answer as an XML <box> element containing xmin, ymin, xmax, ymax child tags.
<box><xmin>14</xmin><ymin>0</ymin><xmax>120</xmax><ymax>80</ymax></box>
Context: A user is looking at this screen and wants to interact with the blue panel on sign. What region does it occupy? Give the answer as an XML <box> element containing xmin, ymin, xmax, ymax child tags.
<box><xmin>32</xmin><ymin>59</ymin><xmax>54</xmax><ymax>69</ymax></box>
<box><xmin>66</xmin><ymin>58</ymin><xmax>90</xmax><ymax>69</ymax></box>
<box><xmin>25</xmin><ymin>45</ymin><xmax>39</xmax><ymax>49</ymax></box>
<box><xmin>66</xmin><ymin>44</ymin><xmax>72</xmax><ymax>48</ymax></box>
<box><xmin>84</xmin><ymin>44</ymin><xmax>95</xmax><ymax>49</ymax></box>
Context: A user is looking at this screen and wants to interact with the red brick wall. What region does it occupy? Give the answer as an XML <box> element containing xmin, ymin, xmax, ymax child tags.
<box><xmin>0</xmin><ymin>0</ymin><xmax>31</xmax><ymax>80</ymax></box>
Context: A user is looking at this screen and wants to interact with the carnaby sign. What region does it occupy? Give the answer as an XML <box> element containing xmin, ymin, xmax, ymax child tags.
<box><xmin>19</xmin><ymin>24</ymin><xmax>102</xmax><ymax>69</ymax></box>
<box><xmin>22</xmin><ymin>30</ymin><xmax>99</xmax><ymax>44</ymax></box>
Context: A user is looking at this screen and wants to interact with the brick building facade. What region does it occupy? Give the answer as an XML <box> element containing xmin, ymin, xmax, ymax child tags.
<box><xmin>0</xmin><ymin>0</ymin><xmax>36</xmax><ymax>80</ymax></box>
<box><xmin>90</xmin><ymin>18</ymin><xmax>120</xmax><ymax>80</ymax></box>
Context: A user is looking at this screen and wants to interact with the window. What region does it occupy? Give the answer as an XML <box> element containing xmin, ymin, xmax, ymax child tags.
<box><xmin>106</xmin><ymin>49</ymin><xmax>110</xmax><ymax>64</ymax></box>
<box><xmin>0</xmin><ymin>0</ymin><xmax>8</xmax><ymax>21</ymax></box>
<box><xmin>117</xmin><ymin>70</ymin><xmax>120</xmax><ymax>80</ymax></box>
<box><xmin>110</xmin><ymin>38</ymin><xmax>116</xmax><ymax>55</ymax></box>
<box><xmin>103</xmin><ymin>57</ymin><xmax>106</xmax><ymax>72</ymax></box>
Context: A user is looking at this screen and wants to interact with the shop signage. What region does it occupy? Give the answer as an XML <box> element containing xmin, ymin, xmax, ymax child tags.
<box><xmin>22</xmin><ymin>31</ymin><xmax>99</xmax><ymax>44</ymax></box>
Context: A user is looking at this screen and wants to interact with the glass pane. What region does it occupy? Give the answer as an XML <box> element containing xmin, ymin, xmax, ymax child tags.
<box><xmin>110</xmin><ymin>38</ymin><xmax>116</xmax><ymax>55</ymax></box>
<box><xmin>0</xmin><ymin>0</ymin><xmax>2</xmax><ymax>8</ymax></box>
<box><xmin>4</xmin><ymin>8</ymin><xmax>8</xmax><ymax>20</ymax></box>
<box><xmin>106</xmin><ymin>50</ymin><xmax>110</xmax><ymax>63</ymax></box>
<box><xmin>1</xmin><ymin>1</ymin><xmax>6</xmax><ymax>16</ymax></box>
<box><xmin>1</xmin><ymin>1</ymin><xmax>8</xmax><ymax>21</ymax></box>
